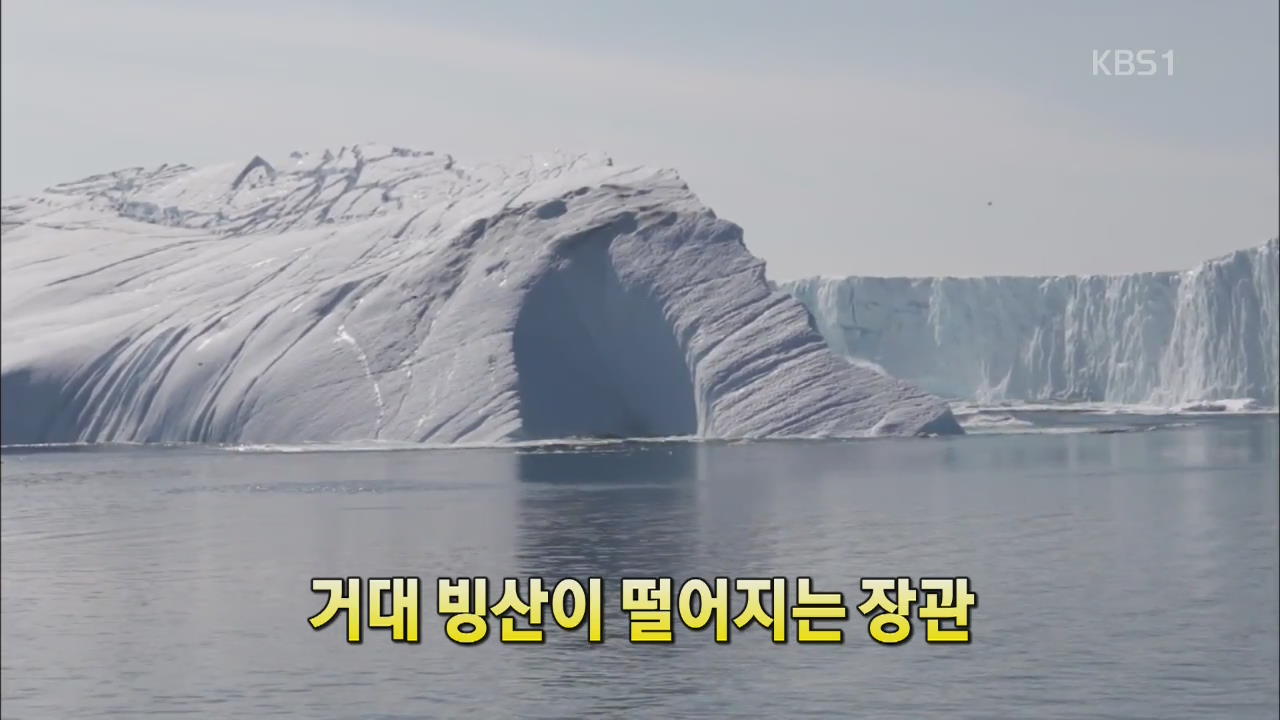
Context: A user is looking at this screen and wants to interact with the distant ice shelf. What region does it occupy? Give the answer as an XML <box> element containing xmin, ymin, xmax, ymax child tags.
<box><xmin>784</xmin><ymin>239</ymin><xmax>1279</xmax><ymax>408</ymax></box>
<box><xmin>0</xmin><ymin>145</ymin><xmax>960</xmax><ymax>445</ymax></box>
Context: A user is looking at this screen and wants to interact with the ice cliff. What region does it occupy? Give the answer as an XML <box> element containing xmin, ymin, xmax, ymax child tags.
<box><xmin>0</xmin><ymin>145</ymin><xmax>960</xmax><ymax>445</ymax></box>
<box><xmin>784</xmin><ymin>239</ymin><xmax>1279</xmax><ymax>407</ymax></box>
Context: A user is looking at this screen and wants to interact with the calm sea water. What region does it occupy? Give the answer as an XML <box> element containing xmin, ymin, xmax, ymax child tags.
<box><xmin>2</xmin><ymin>415</ymin><xmax>1277</xmax><ymax>718</ymax></box>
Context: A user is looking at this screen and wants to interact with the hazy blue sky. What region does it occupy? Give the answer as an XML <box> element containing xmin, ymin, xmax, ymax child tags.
<box><xmin>2</xmin><ymin>0</ymin><xmax>1276</xmax><ymax>279</ymax></box>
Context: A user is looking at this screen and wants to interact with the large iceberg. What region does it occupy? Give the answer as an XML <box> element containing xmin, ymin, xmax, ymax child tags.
<box><xmin>784</xmin><ymin>239</ymin><xmax>1279</xmax><ymax>407</ymax></box>
<box><xmin>0</xmin><ymin>145</ymin><xmax>960</xmax><ymax>445</ymax></box>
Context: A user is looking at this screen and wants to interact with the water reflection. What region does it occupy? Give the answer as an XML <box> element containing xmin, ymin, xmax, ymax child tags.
<box><xmin>509</xmin><ymin>444</ymin><xmax>712</xmax><ymax>708</ymax></box>
<box><xmin>1</xmin><ymin>419</ymin><xmax>1275</xmax><ymax>718</ymax></box>
<box><xmin>513</xmin><ymin>444</ymin><xmax>700</xmax><ymax>580</ymax></box>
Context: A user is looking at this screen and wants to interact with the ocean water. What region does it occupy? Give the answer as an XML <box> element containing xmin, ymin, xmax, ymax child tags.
<box><xmin>2</xmin><ymin>414</ymin><xmax>1277</xmax><ymax>718</ymax></box>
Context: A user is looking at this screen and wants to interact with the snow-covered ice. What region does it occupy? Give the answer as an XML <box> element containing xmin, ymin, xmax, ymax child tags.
<box><xmin>0</xmin><ymin>145</ymin><xmax>960</xmax><ymax>445</ymax></box>
<box><xmin>784</xmin><ymin>239</ymin><xmax>1279</xmax><ymax>408</ymax></box>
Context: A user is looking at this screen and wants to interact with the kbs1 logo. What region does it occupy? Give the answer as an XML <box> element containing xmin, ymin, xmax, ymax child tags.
<box><xmin>1092</xmin><ymin>49</ymin><xmax>1174</xmax><ymax>76</ymax></box>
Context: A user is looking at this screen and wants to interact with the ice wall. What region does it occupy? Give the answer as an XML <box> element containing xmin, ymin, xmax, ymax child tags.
<box><xmin>784</xmin><ymin>239</ymin><xmax>1279</xmax><ymax>406</ymax></box>
<box><xmin>0</xmin><ymin>146</ymin><xmax>960</xmax><ymax>445</ymax></box>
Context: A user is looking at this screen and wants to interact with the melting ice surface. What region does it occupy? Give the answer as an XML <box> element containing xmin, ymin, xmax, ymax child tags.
<box><xmin>0</xmin><ymin>146</ymin><xmax>959</xmax><ymax>445</ymax></box>
<box><xmin>784</xmin><ymin>239</ymin><xmax>1279</xmax><ymax>409</ymax></box>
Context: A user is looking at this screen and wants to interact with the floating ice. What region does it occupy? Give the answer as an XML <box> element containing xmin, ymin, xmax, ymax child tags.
<box><xmin>1</xmin><ymin>146</ymin><xmax>960</xmax><ymax>444</ymax></box>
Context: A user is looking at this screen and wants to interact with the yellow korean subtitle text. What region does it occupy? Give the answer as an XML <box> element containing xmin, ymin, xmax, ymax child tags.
<box><xmin>308</xmin><ymin>576</ymin><xmax>976</xmax><ymax>645</ymax></box>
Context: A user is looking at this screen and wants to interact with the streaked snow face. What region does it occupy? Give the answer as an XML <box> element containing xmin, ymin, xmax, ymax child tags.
<box><xmin>0</xmin><ymin>145</ymin><xmax>959</xmax><ymax>445</ymax></box>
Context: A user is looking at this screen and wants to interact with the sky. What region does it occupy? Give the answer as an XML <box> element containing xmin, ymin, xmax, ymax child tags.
<box><xmin>1</xmin><ymin>0</ymin><xmax>1276</xmax><ymax>280</ymax></box>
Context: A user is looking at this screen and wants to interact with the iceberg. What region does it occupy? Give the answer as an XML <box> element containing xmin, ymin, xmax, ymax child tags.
<box><xmin>0</xmin><ymin>145</ymin><xmax>960</xmax><ymax>445</ymax></box>
<box><xmin>784</xmin><ymin>239</ymin><xmax>1279</xmax><ymax>407</ymax></box>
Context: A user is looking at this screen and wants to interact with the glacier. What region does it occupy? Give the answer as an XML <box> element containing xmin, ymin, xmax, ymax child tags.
<box><xmin>784</xmin><ymin>239</ymin><xmax>1279</xmax><ymax>407</ymax></box>
<box><xmin>0</xmin><ymin>145</ymin><xmax>960</xmax><ymax>445</ymax></box>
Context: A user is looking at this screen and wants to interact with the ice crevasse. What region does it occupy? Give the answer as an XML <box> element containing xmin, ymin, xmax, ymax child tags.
<box><xmin>0</xmin><ymin>145</ymin><xmax>961</xmax><ymax>445</ymax></box>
